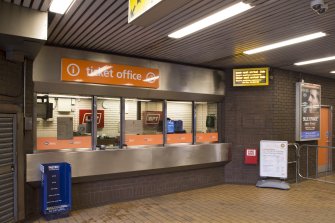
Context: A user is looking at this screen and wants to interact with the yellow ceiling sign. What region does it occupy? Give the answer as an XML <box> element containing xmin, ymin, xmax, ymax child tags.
<box><xmin>233</xmin><ymin>67</ymin><xmax>269</xmax><ymax>87</ymax></box>
<box><xmin>128</xmin><ymin>0</ymin><xmax>162</xmax><ymax>23</ymax></box>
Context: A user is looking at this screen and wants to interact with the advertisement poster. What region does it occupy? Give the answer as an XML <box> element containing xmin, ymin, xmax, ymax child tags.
<box><xmin>296</xmin><ymin>82</ymin><xmax>321</xmax><ymax>141</ymax></box>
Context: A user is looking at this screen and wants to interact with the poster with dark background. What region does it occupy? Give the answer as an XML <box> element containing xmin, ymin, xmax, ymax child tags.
<box><xmin>300</xmin><ymin>84</ymin><xmax>321</xmax><ymax>140</ymax></box>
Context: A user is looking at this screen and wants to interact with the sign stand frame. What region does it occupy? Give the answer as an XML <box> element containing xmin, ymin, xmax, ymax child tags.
<box><xmin>256</xmin><ymin>140</ymin><xmax>290</xmax><ymax>190</ymax></box>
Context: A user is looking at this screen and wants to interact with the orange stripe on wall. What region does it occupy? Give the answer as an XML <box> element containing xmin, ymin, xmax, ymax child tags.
<box><xmin>125</xmin><ymin>134</ymin><xmax>163</xmax><ymax>146</ymax></box>
<box><xmin>36</xmin><ymin>136</ymin><xmax>92</xmax><ymax>150</ymax></box>
<box><xmin>196</xmin><ymin>132</ymin><xmax>218</xmax><ymax>143</ymax></box>
<box><xmin>167</xmin><ymin>133</ymin><xmax>192</xmax><ymax>144</ymax></box>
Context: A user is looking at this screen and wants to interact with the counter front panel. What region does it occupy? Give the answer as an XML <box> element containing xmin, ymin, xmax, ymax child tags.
<box><xmin>26</xmin><ymin>143</ymin><xmax>231</xmax><ymax>182</ymax></box>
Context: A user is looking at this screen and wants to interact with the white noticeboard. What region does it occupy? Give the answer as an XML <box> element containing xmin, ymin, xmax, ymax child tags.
<box><xmin>260</xmin><ymin>140</ymin><xmax>288</xmax><ymax>179</ymax></box>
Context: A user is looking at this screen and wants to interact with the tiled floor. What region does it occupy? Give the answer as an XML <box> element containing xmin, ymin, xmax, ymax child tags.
<box><xmin>32</xmin><ymin>179</ymin><xmax>335</xmax><ymax>223</ymax></box>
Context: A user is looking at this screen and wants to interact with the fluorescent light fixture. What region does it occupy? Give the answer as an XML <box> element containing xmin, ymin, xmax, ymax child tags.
<box><xmin>330</xmin><ymin>71</ymin><xmax>335</xmax><ymax>74</ymax></box>
<box><xmin>168</xmin><ymin>2</ymin><xmax>253</xmax><ymax>39</ymax></box>
<box><xmin>49</xmin><ymin>0</ymin><xmax>76</xmax><ymax>14</ymax></box>
<box><xmin>244</xmin><ymin>32</ymin><xmax>326</xmax><ymax>55</ymax></box>
<box><xmin>294</xmin><ymin>56</ymin><xmax>335</xmax><ymax>66</ymax></box>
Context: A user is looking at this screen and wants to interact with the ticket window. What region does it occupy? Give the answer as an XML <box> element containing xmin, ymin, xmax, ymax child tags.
<box><xmin>96</xmin><ymin>97</ymin><xmax>121</xmax><ymax>149</ymax></box>
<box><xmin>35</xmin><ymin>94</ymin><xmax>92</xmax><ymax>151</ymax></box>
<box><xmin>124</xmin><ymin>99</ymin><xmax>163</xmax><ymax>146</ymax></box>
<box><xmin>166</xmin><ymin>101</ymin><xmax>193</xmax><ymax>144</ymax></box>
<box><xmin>195</xmin><ymin>102</ymin><xmax>218</xmax><ymax>143</ymax></box>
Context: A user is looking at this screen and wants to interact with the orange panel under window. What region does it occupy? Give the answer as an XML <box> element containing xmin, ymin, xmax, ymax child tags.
<box><xmin>196</xmin><ymin>133</ymin><xmax>218</xmax><ymax>143</ymax></box>
<box><xmin>167</xmin><ymin>133</ymin><xmax>192</xmax><ymax>144</ymax></box>
<box><xmin>125</xmin><ymin>134</ymin><xmax>163</xmax><ymax>146</ymax></box>
<box><xmin>36</xmin><ymin>136</ymin><xmax>92</xmax><ymax>150</ymax></box>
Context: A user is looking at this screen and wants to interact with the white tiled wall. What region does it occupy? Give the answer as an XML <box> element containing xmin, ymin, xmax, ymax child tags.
<box><xmin>97</xmin><ymin>99</ymin><xmax>120</xmax><ymax>137</ymax></box>
<box><xmin>36</xmin><ymin>97</ymin><xmax>92</xmax><ymax>137</ymax></box>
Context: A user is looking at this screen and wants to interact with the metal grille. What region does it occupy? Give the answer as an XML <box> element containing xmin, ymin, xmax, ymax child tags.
<box><xmin>0</xmin><ymin>115</ymin><xmax>16</xmax><ymax>223</ymax></box>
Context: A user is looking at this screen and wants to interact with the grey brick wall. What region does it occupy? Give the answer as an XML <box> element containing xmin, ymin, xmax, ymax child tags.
<box><xmin>224</xmin><ymin>67</ymin><xmax>335</xmax><ymax>184</ymax></box>
<box><xmin>26</xmin><ymin>166</ymin><xmax>226</xmax><ymax>218</ymax></box>
<box><xmin>72</xmin><ymin>166</ymin><xmax>225</xmax><ymax>210</ymax></box>
<box><xmin>0</xmin><ymin>51</ymin><xmax>23</xmax><ymax>100</ymax></box>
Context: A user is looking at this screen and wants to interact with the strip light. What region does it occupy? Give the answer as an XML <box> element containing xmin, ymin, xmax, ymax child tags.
<box><xmin>49</xmin><ymin>0</ymin><xmax>76</xmax><ymax>14</ymax></box>
<box><xmin>168</xmin><ymin>2</ymin><xmax>253</xmax><ymax>39</ymax></box>
<box><xmin>330</xmin><ymin>71</ymin><xmax>335</xmax><ymax>74</ymax></box>
<box><xmin>244</xmin><ymin>32</ymin><xmax>326</xmax><ymax>55</ymax></box>
<box><xmin>294</xmin><ymin>56</ymin><xmax>335</xmax><ymax>66</ymax></box>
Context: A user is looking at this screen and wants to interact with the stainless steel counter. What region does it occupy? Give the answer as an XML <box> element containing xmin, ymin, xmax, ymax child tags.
<box><xmin>26</xmin><ymin>143</ymin><xmax>231</xmax><ymax>182</ymax></box>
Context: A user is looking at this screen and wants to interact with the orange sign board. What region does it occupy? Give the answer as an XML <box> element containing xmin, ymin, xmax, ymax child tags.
<box><xmin>125</xmin><ymin>134</ymin><xmax>163</xmax><ymax>146</ymax></box>
<box><xmin>196</xmin><ymin>133</ymin><xmax>218</xmax><ymax>143</ymax></box>
<box><xmin>61</xmin><ymin>58</ymin><xmax>160</xmax><ymax>89</ymax></box>
<box><xmin>36</xmin><ymin>136</ymin><xmax>91</xmax><ymax>150</ymax></box>
<box><xmin>167</xmin><ymin>133</ymin><xmax>192</xmax><ymax>144</ymax></box>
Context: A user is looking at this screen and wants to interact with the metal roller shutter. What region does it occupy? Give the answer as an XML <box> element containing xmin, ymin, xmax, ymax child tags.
<box><xmin>0</xmin><ymin>115</ymin><xmax>16</xmax><ymax>223</ymax></box>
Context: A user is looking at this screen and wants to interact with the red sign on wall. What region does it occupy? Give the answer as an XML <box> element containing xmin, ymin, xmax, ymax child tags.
<box><xmin>244</xmin><ymin>148</ymin><xmax>258</xmax><ymax>165</ymax></box>
<box><xmin>79</xmin><ymin>109</ymin><xmax>104</xmax><ymax>128</ymax></box>
<box><xmin>143</xmin><ymin>111</ymin><xmax>162</xmax><ymax>125</ymax></box>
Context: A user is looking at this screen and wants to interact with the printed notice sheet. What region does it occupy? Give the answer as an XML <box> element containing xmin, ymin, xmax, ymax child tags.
<box><xmin>260</xmin><ymin>140</ymin><xmax>288</xmax><ymax>179</ymax></box>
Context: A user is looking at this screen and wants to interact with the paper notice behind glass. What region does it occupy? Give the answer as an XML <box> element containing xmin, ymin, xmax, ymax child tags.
<box><xmin>57</xmin><ymin>117</ymin><xmax>73</xmax><ymax>140</ymax></box>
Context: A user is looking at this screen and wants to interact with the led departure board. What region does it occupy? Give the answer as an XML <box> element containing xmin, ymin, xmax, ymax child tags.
<box><xmin>233</xmin><ymin>67</ymin><xmax>269</xmax><ymax>87</ymax></box>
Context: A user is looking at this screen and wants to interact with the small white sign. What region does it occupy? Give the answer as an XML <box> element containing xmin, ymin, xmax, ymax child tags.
<box><xmin>260</xmin><ymin>140</ymin><xmax>288</xmax><ymax>179</ymax></box>
<box><xmin>246</xmin><ymin>149</ymin><xmax>256</xmax><ymax>156</ymax></box>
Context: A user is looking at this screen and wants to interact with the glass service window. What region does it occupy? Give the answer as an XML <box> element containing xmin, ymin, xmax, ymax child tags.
<box><xmin>195</xmin><ymin>102</ymin><xmax>218</xmax><ymax>143</ymax></box>
<box><xmin>35</xmin><ymin>94</ymin><xmax>92</xmax><ymax>151</ymax></box>
<box><xmin>125</xmin><ymin>99</ymin><xmax>163</xmax><ymax>146</ymax></box>
<box><xmin>166</xmin><ymin>101</ymin><xmax>193</xmax><ymax>144</ymax></box>
<box><xmin>96</xmin><ymin>97</ymin><xmax>121</xmax><ymax>149</ymax></box>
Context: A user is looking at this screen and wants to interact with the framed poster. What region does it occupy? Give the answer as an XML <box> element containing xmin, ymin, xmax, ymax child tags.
<box><xmin>296</xmin><ymin>82</ymin><xmax>321</xmax><ymax>141</ymax></box>
<box><xmin>260</xmin><ymin>140</ymin><xmax>288</xmax><ymax>179</ymax></box>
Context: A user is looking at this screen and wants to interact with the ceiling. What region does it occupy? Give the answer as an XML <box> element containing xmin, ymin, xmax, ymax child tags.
<box><xmin>2</xmin><ymin>0</ymin><xmax>335</xmax><ymax>78</ymax></box>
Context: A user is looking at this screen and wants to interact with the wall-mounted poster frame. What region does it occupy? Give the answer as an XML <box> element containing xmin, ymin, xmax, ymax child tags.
<box><xmin>296</xmin><ymin>82</ymin><xmax>321</xmax><ymax>141</ymax></box>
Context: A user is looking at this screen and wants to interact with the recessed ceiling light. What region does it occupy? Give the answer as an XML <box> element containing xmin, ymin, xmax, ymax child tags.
<box><xmin>294</xmin><ymin>56</ymin><xmax>335</xmax><ymax>66</ymax></box>
<box><xmin>168</xmin><ymin>2</ymin><xmax>253</xmax><ymax>39</ymax></box>
<box><xmin>330</xmin><ymin>71</ymin><xmax>335</xmax><ymax>74</ymax></box>
<box><xmin>244</xmin><ymin>32</ymin><xmax>326</xmax><ymax>55</ymax></box>
<box><xmin>49</xmin><ymin>0</ymin><xmax>76</xmax><ymax>14</ymax></box>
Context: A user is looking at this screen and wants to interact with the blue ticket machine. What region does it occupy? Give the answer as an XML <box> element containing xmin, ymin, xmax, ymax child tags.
<box><xmin>40</xmin><ymin>162</ymin><xmax>71</xmax><ymax>220</ymax></box>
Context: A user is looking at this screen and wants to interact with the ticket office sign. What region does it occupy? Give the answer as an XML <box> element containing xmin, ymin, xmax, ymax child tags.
<box><xmin>233</xmin><ymin>67</ymin><xmax>269</xmax><ymax>86</ymax></box>
<box><xmin>260</xmin><ymin>140</ymin><xmax>288</xmax><ymax>179</ymax></box>
<box><xmin>295</xmin><ymin>82</ymin><xmax>321</xmax><ymax>141</ymax></box>
<box><xmin>61</xmin><ymin>58</ymin><xmax>160</xmax><ymax>89</ymax></box>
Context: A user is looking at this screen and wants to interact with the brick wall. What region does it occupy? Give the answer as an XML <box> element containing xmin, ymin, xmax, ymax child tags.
<box><xmin>0</xmin><ymin>51</ymin><xmax>23</xmax><ymax>101</ymax></box>
<box><xmin>224</xmin><ymin>67</ymin><xmax>335</xmax><ymax>184</ymax></box>
<box><xmin>26</xmin><ymin>166</ymin><xmax>225</xmax><ymax>217</ymax></box>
